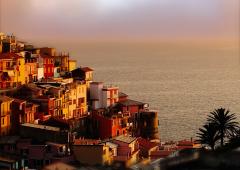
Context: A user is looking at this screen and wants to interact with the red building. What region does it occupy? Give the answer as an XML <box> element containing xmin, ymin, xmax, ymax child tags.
<box><xmin>118</xmin><ymin>92</ymin><xmax>128</xmax><ymax>102</ymax></box>
<box><xmin>32</xmin><ymin>96</ymin><xmax>55</xmax><ymax>118</ymax></box>
<box><xmin>118</xmin><ymin>99</ymin><xmax>147</xmax><ymax>115</ymax></box>
<box><xmin>41</xmin><ymin>55</ymin><xmax>55</xmax><ymax>78</ymax></box>
<box><xmin>91</xmin><ymin>110</ymin><xmax>131</xmax><ymax>139</ymax></box>
<box><xmin>116</xmin><ymin>92</ymin><xmax>148</xmax><ymax>115</ymax></box>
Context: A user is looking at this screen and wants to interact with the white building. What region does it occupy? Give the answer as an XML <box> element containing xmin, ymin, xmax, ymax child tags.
<box><xmin>54</xmin><ymin>67</ymin><xmax>61</xmax><ymax>78</ymax></box>
<box><xmin>90</xmin><ymin>82</ymin><xmax>119</xmax><ymax>109</ymax></box>
<box><xmin>37</xmin><ymin>67</ymin><xmax>44</xmax><ymax>81</ymax></box>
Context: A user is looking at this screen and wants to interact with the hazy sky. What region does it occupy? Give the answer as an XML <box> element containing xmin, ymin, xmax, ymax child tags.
<box><xmin>0</xmin><ymin>0</ymin><xmax>239</xmax><ymax>43</ymax></box>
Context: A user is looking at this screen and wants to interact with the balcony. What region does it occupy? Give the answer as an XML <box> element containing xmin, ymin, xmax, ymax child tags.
<box><xmin>111</xmin><ymin>94</ymin><xmax>118</xmax><ymax>99</ymax></box>
<box><xmin>5</xmin><ymin>66</ymin><xmax>15</xmax><ymax>70</ymax></box>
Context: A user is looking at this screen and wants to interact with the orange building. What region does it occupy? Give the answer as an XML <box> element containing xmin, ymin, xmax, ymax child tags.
<box><xmin>0</xmin><ymin>96</ymin><xmax>14</xmax><ymax>136</ymax></box>
<box><xmin>11</xmin><ymin>99</ymin><xmax>38</xmax><ymax>134</ymax></box>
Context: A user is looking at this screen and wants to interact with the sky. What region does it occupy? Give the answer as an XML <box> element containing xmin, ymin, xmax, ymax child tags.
<box><xmin>0</xmin><ymin>0</ymin><xmax>239</xmax><ymax>44</ymax></box>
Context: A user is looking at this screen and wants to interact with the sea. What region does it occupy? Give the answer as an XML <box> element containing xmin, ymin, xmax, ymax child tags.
<box><xmin>57</xmin><ymin>42</ymin><xmax>240</xmax><ymax>141</ymax></box>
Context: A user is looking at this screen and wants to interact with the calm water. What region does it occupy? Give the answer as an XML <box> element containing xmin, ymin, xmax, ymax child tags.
<box><xmin>62</xmin><ymin>42</ymin><xmax>240</xmax><ymax>141</ymax></box>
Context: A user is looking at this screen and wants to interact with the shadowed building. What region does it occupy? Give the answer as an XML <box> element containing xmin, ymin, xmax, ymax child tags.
<box><xmin>0</xmin><ymin>96</ymin><xmax>14</xmax><ymax>136</ymax></box>
<box><xmin>133</xmin><ymin>110</ymin><xmax>159</xmax><ymax>140</ymax></box>
<box><xmin>20</xmin><ymin>123</ymin><xmax>70</xmax><ymax>144</ymax></box>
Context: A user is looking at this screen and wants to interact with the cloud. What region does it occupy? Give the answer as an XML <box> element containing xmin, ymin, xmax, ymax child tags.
<box><xmin>1</xmin><ymin>0</ymin><xmax>238</xmax><ymax>41</ymax></box>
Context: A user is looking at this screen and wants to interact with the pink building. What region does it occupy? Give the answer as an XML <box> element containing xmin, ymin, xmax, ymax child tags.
<box><xmin>111</xmin><ymin>135</ymin><xmax>140</xmax><ymax>166</ymax></box>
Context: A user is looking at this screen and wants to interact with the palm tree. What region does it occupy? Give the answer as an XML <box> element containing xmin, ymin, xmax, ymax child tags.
<box><xmin>228</xmin><ymin>127</ymin><xmax>240</xmax><ymax>148</ymax></box>
<box><xmin>207</xmin><ymin>108</ymin><xmax>239</xmax><ymax>147</ymax></box>
<box><xmin>197</xmin><ymin>123</ymin><xmax>220</xmax><ymax>151</ymax></box>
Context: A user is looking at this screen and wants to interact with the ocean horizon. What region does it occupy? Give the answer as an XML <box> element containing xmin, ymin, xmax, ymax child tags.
<box><xmin>53</xmin><ymin>42</ymin><xmax>240</xmax><ymax>141</ymax></box>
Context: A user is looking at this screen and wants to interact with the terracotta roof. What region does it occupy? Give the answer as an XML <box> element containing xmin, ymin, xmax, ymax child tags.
<box><xmin>21</xmin><ymin>123</ymin><xmax>60</xmax><ymax>132</ymax></box>
<box><xmin>112</xmin><ymin>135</ymin><xmax>137</xmax><ymax>144</ymax></box>
<box><xmin>18</xmin><ymin>84</ymin><xmax>42</xmax><ymax>93</ymax></box>
<box><xmin>13</xmin><ymin>98</ymin><xmax>26</xmax><ymax>104</ymax></box>
<box><xmin>138</xmin><ymin>138</ymin><xmax>159</xmax><ymax>150</ymax></box>
<box><xmin>150</xmin><ymin>150</ymin><xmax>174</xmax><ymax>157</ymax></box>
<box><xmin>118</xmin><ymin>92</ymin><xmax>128</xmax><ymax>98</ymax></box>
<box><xmin>74</xmin><ymin>139</ymin><xmax>101</xmax><ymax>145</ymax></box>
<box><xmin>118</xmin><ymin>99</ymin><xmax>145</xmax><ymax>106</ymax></box>
<box><xmin>80</xmin><ymin>67</ymin><xmax>94</xmax><ymax>72</ymax></box>
<box><xmin>0</xmin><ymin>52</ymin><xmax>23</xmax><ymax>59</ymax></box>
<box><xmin>42</xmin><ymin>117</ymin><xmax>69</xmax><ymax>129</ymax></box>
<box><xmin>177</xmin><ymin>140</ymin><xmax>194</xmax><ymax>146</ymax></box>
<box><xmin>0</xmin><ymin>95</ymin><xmax>14</xmax><ymax>102</ymax></box>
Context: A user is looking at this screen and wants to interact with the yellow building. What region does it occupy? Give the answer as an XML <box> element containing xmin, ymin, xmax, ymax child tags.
<box><xmin>67</xmin><ymin>82</ymin><xmax>88</xmax><ymax>119</ymax></box>
<box><xmin>73</xmin><ymin>139</ymin><xmax>113</xmax><ymax>165</ymax></box>
<box><xmin>0</xmin><ymin>96</ymin><xmax>14</xmax><ymax>136</ymax></box>
<box><xmin>0</xmin><ymin>53</ymin><xmax>25</xmax><ymax>89</ymax></box>
<box><xmin>69</xmin><ymin>60</ymin><xmax>76</xmax><ymax>72</ymax></box>
<box><xmin>37</xmin><ymin>79</ymin><xmax>88</xmax><ymax>120</ymax></box>
<box><xmin>62</xmin><ymin>89</ymin><xmax>70</xmax><ymax>119</ymax></box>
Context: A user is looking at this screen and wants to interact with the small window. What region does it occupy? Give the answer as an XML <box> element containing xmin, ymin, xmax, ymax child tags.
<box><xmin>6</xmin><ymin>62</ymin><xmax>10</xmax><ymax>68</ymax></box>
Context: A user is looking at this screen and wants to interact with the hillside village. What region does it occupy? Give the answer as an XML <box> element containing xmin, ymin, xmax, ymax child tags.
<box><xmin>0</xmin><ymin>33</ymin><xmax>200</xmax><ymax>169</ymax></box>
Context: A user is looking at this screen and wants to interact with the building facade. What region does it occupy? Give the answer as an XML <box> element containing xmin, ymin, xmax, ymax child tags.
<box><xmin>0</xmin><ymin>96</ymin><xmax>13</xmax><ymax>136</ymax></box>
<box><xmin>0</xmin><ymin>53</ymin><xmax>25</xmax><ymax>89</ymax></box>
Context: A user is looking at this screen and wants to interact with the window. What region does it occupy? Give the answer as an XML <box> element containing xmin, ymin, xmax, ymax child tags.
<box><xmin>57</xmin><ymin>68</ymin><xmax>60</xmax><ymax>73</ymax></box>
<box><xmin>2</xmin><ymin>118</ymin><xmax>4</xmax><ymax>125</ymax></box>
<box><xmin>6</xmin><ymin>62</ymin><xmax>10</xmax><ymax>68</ymax></box>
<box><xmin>6</xmin><ymin>82</ymin><xmax>10</xmax><ymax>88</ymax></box>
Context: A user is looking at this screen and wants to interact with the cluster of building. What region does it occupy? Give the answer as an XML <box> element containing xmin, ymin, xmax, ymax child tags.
<box><xmin>0</xmin><ymin>33</ymin><xmax>200</xmax><ymax>170</ymax></box>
